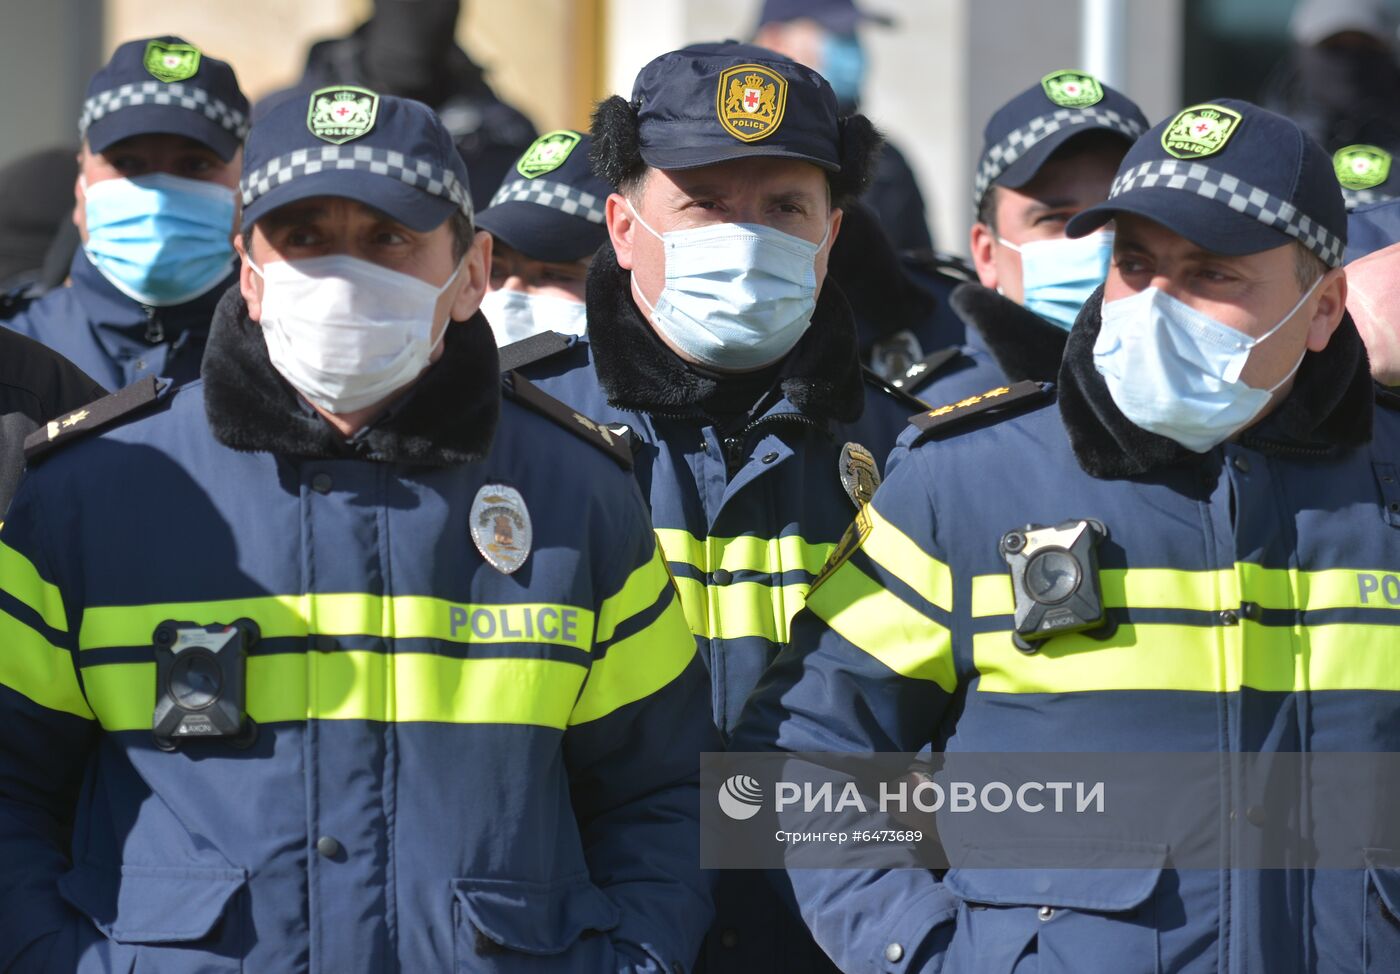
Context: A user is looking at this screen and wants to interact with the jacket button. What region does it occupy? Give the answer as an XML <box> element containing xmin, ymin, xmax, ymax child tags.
<box><xmin>1233</xmin><ymin>455</ymin><xmax>1251</xmax><ymax>473</ymax></box>
<box><xmin>720</xmin><ymin>929</ymin><xmax>739</xmax><ymax>948</ymax></box>
<box><xmin>712</xmin><ymin>568</ymin><xmax>733</xmax><ymax>585</ymax></box>
<box><xmin>1246</xmin><ymin>805</ymin><xmax>1267</xmax><ymax>827</ymax></box>
<box><xmin>311</xmin><ymin>473</ymin><xmax>333</xmax><ymax>494</ymax></box>
<box><xmin>1219</xmin><ymin>609</ymin><xmax>1239</xmax><ymax>626</ymax></box>
<box><xmin>1240</xmin><ymin>601</ymin><xmax>1261</xmax><ymax>621</ymax></box>
<box><xmin>316</xmin><ymin>835</ymin><xmax>342</xmax><ymax>858</ymax></box>
<box><xmin>761</xmin><ymin>452</ymin><xmax>779</xmax><ymax>464</ymax></box>
<box><xmin>1038</xmin><ymin>906</ymin><xmax>1055</xmax><ymax>921</ymax></box>
<box><xmin>883</xmin><ymin>942</ymin><xmax>904</xmax><ymax>962</ymax></box>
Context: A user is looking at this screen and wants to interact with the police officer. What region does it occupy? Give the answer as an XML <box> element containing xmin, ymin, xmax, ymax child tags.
<box><xmin>514</xmin><ymin>41</ymin><xmax>921</xmax><ymax>972</ymax></box>
<box><xmin>899</xmin><ymin>73</ymin><xmax>1146</xmax><ymax>405</ymax></box>
<box><xmin>0</xmin><ymin>87</ymin><xmax>713</xmax><ymax>972</ymax></box>
<box><xmin>735</xmin><ymin>99</ymin><xmax>1397</xmax><ymax>972</ymax></box>
<box><xmin>476</xmin><ymin>130</ymin><xmax>612</xmax><ymax>345</ymax></box>
<box><xmin>2</xmin><ymin>37</ymin><xmax>248</xmax><ymax>392</ymax></box>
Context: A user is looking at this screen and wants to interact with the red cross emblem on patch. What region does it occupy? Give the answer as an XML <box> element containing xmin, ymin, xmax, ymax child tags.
<box><xmin>1194</xmin><ymin>121</ymin><xmax>1211</xmax><ymax>136</ymax></box>
<box><xmin>744</xmin><ymin>88</ymin><xmax>761</xmax><ymax>112</ymax></box>
<box><xmin>334</xmin><ymin>104</ymin><xmax>352</xmax><ymax>120</ymax></box>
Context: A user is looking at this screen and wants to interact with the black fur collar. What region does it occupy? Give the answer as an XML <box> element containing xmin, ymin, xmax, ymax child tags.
<box><xmin>584</xmin><ymin>244</ymin><xmax>865</xmax><ymax>424</ymax></box>
<box><xmin>202</xmin><ymin>286</ymin><xmax>499</xmax><ymax>465</ymax></box>
<box><xmin>951</xmin><ymin>283</ymin><xmax>1069</xmax><ymax>383</ymax></box>
<box><xmin>1058</xmin><ymin>286</ymin><xmax>1374</xmax><ymax>479</ymax></box>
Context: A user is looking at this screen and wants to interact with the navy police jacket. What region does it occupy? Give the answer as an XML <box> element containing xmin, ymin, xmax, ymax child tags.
<box><xmin>519</xmin><ymin>247</ymin><xmax>924</xmax><ymax>974</ymax></box>
<box><xmin>0</xmin><ymin>292</ymin><xmax>715</xmax><ymax>973</ymax></box>
<box><xmin>735</xmin><ymin>289</ymin><xmax>1400</xmax><ymax>974</ymax></box>
<box><xmin>2</xmin><ymin>250</ymin><xmax>233</xmax><ymax>392</ymax></box>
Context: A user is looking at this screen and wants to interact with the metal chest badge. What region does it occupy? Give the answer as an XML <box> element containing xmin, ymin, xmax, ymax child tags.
<box><xmin>1334</xmin><ymin>144</ymin><xmax>1392</xmax><ymax>190</ymax></box>
<box><xmin>144</xmin><ymin>41</ymin><xmax>201</xmax><ymax>83</ymax></box>
<box><xmin>308</xmin><ymin>86</ymin><xmax>380</xmax><ymax>145</ymax></box>
<box><xmin>717</xmin><ymin>64</ymin><xmax>788</xmax><ymax>142</ymax></box>
<box><xmin>517</xmin><ymin>130</ymin><xmax>581</xmax><ymax>179</ymax></box>
<box><xmin>471</xmin><ymin>484</ymin><xmax>533</xmax><ymax>574</ymax></box>
<box><xmin>1161</xmin><ymin>104</ymin><xmax>1242</xmax><ymax>160</ymax></box>
<box><xmin>838</xmin><ymin>442</ymin><xmax>881</xmax><ymax>509</ymax></box>
<box><xmin>1041</xmin><ymin>70</ymin><xmax>1103</xmax><ymax>109</ymax></box>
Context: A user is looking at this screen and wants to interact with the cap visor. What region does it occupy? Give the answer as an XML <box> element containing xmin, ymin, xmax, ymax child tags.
<box><xmin>810</xmin><ymin>7</ymin><xmax>894</xmax><ymax>31</ymax></box>
<box><xmin>1066</xmin><ymin>187</ymin><xmax>1293</xmax><ymax>256</ymax></box>
<box><xmin>242</xmin><ymin>170</ymin><xmax>458</xmax><ymax>233</ymax></box>
<box><xmin>476</xmin><ymin>202</ymin><xmax>608</xmax><ymax>263</ymax></box>
<box><xmin>87</xmin><ymin>108</ymin><xmax>242</xmax><ymax>162</ymax></box>
<box><xmin>994</xmin><ymin>125</ymin><xmax>1134</xmax><ymax>193</ymax></box>
<box><xmin>640</xmin><ymin>142</ymin><xmax>839</xmax><ymax>173</ymax></box>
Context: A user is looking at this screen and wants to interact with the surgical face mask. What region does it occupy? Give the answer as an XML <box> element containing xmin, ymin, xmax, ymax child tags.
<box><xmin>820</xmin><ymin>33</ymin><xmax>866</xmax><ymax>108</ymax></box>
<box><xmin>480</xmin><ymin>288</ymin><xmax>587</xmax><ymax>346</ymax></box>
<box><xmin>83</xmin><ymin>173</ymin><xmax>236</xmax><ymax>306</ymax></box>
<box><xmin>998</xmin><ymin>232</ymin><xmax>1114</xmax><ymax>330</ymax></box>
<box><xmin>252</xmin><ymin>255</ymin><xmax>460</xmax><ymax>414</ymax></box>
<box><xmin>629</xmin><ymin>203</ymin><xmax>828</xmax><ymax>370</ymax></box>
<box><xmin>1093</xmin><ymin>277</ymin><xmax>1321</xmax><ymax>452</ymax></box>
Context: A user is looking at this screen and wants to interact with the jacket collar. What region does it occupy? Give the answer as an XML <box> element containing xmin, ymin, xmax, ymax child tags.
<box><xmin>201</xmin><ymin>286</ymin><xmax>499</xmax><ymax>465</ymax></box>
<box><xmin>1058</xmin><ymin>286</ymin><xmax>1374</xmax><ymax>479</ymax></box>
<box><xmin>584</xmin><ymin>243</ymin><xmax>866</xmax><ymax>425</ymax></box>
<box><xmin>951</xmin><ymin>283</ymin><xmax>1069</xmax><ymax>384</ymax></box>
<box><xmin>70</xmin><ymin>248</ymin><xmax>235</xmax><ymax>339</ymax></box>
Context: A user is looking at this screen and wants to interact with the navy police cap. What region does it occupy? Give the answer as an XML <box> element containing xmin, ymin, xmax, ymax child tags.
<box><xmin>629</xmin><ymin>42</ymin><xmax>842</xmax><ymax>172</ymax></box>
<box><xmin>1067</xmin><ymin>98</ymin><xmax>1347</xmax><ymax>269</ymax></box>
<box><xmin>240</xmin><ymin>86</ymin><xmax>473</xmax><ymax>233</ymax></box>
<box><xmin>80</xmin><ymin>37</ymin><xmax>249</xmax><ymax>162</ymax></box>
<box><xmin>975</xmin><ymin>70</ymin><xmax>1147</xmax><ymax>209</ymax></box>
<box><xmin>476</xmin><ymin>131</ymin><xmax>613</xmax><ymax>263</ymax></box>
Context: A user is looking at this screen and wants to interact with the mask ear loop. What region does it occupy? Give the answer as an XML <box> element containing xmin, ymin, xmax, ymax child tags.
<box><xmin>1258</xmin><ymin>272</ymin><xmax>1327</xmax><ymax>394</ymax></box>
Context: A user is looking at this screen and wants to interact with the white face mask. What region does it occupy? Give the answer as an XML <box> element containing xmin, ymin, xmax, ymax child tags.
<box><xmin>1094</xmin><ymin>277</ymin><xmax>1320</xmax><ymax>452</ymax></box>
<box><xmin>251</xmin><ymin>255</ymin><xmax>460</xmax><ymax>414</ymax></box>
<box><xmin>479</xmin><ymin>288</ymin><xmax>587</xmax><ymax>345</ymax></box>
<box><xmin>629</xmin><ymin>202</ymin><xmax>830</xmax><ymax>371</ymax></box>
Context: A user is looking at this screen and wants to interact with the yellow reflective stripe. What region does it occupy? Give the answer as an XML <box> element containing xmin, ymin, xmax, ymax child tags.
<box><xmin>807</xmin><ymin>561</ymin><xmax>956</xmax><ymax>692</ymax></box>
<box><xmin>79</xmin><ymin>595</ymin><xmax>594</xmax><ymax>653</ymax></box>
<box><xmin>654</xmin><ymin>528</ymin><xmax>832</xmax><ymax>577</ymax></box>
<box><xmin>82</xmin><ymin>652</ymin><xmax>588</xmax><ymax>731</ymax></box>
<box><xmin>596</xmin><ymin>547</ymin><xmax>670</xmax><ymax>646</ymax></box>
<box><xmin>0</xmin><ymin>610</ymin><xmax>93</xmax><ymax>718</ymax></box>
<box><xmin>670</xmin><ymin>575</ymin><xmax>813</xmax><ymax>643</ymax></box>
<box><xmin>861</xmin><ymin>506</ymin><xmax>951</xmax><ymax>611</ymax></box>
<box><xmin>974</xmin><ymin>622</ymin><xmax>1400</xmax><ymax>694</ymax></box>
<box><xmin>570</xmin><ymin>596</ymin><xmax>696</xmax><ymax>725</ymax></box>
<box><xmin>0</xmin><ymin>542</ymin><xmax>68</xmax><ymax>633</ymax></box>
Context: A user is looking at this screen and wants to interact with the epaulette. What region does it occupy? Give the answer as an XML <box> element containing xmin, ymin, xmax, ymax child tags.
<box><xmin>24</xmin><ymin>376</ymin><xmax>163</xmax><ymax>464</ymax></box>
<box><xmin>497</xmin><ymin>331</ymin><xmax>573</xmax><ymax>373</ymax></box>
<box><xmin>861</xmin><ymin>366</ymin><xmax>930</xmax><ymax>412</ymax></box>
<box><xmin>907</xmin><ymin>380</ymin><xmax>1053</xmax><ymax>443</ymax></box>
<box><xmin>1377</xmin><ymin>383</ymin><xmax>1400</xmax><ymax>412</ymax></box>
<box><xmin>894</xmin><ymin>347</ymin><xmax>962</xmax><ymax>392</ymax></box>
<box><xmin>503</xmin><ymin>371</ymin><xmax>634</xmax><ymax>470</ymax></box>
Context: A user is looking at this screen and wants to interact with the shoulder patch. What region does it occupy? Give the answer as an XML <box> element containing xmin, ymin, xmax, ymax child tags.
<box><xmin>503</xmin><ymin>371</ymin><xmax>634</xmax><ymax>469</ymax></box>
<box><xmin>862</xmin><ymin>366</ymin><xmax>930</xmax><ymax>412</ymax></box>
<box><xmin>894</xmin><ymin>347</ymin><xmax>961</xmax><ymax>393</ymax></box>
<box><xmin>497</xmin><ymin>330</ymin><xmax>573</xmax><ymax>373</ymax></box>
<box><xmin>909</xmin><ymin>380</ymin><xmax>1053</xmax><ymax>442</ymax></box>
<box><xmin>24</xmin><ymin>376</ymin><xmax>162</xmax><ymax>464</ymax></box>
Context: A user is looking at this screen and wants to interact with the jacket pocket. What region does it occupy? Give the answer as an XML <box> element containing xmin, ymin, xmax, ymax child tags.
<box><xmin>57</xmin><ymin>863</ymin><xmax>245</xmax><ymax>972</ymax></box>
<box><xmin>452</xmin><ymin>875</ymin><xmax>621</xmax><ymax>972</ymax></box>
<box><xmin>1364</xmin><ymin>850</ymin><xmax>1400</xmax><ymax>973</ymax></box>
<box><xmin>940</xmin><ymin>841</ymin><xmax>1165</xmax><ymax>974</ymax></box>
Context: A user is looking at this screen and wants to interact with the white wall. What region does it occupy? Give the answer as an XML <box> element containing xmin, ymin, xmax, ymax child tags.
<box><xmin>0</xmin><ymin>0</ymin><xmax>105</xmax><ymax>167</ymax></box>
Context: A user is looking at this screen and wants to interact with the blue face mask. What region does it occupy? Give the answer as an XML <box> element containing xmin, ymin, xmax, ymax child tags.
<box><xmin>998</xmin><ymin>232</ymin><xmax>1114</xmax><ymax>330</ymax></box>
<box><xmin>83</xmin><ymin>172</ymin><xmax>236</xmax><ymax>307</ymax></box>
<box><xmin>630</xmin><ymin>203</ymin><xmax>829</xmax><ymax>371</ymax></box>
<box><xmin>820</xmin><ymin>33</ymin><xmax>866</xmax><ymax>107</ymax></box>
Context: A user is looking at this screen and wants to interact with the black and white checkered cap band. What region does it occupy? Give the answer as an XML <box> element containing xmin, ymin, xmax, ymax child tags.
<box><xmin>1108</xmin><ymin>159</ymin><xmax>1346</xmax><ymax>267</ymax></box>
<box><xmin>79</xmin><ymin>82</ymin><xmax>249</xmax><ymax>140</ymax></box>
<box><xmin>240</xmin><ymin>145</ymin><xmax>473</xmax><ymax>219</ymax></box>
<box><xmin>1342</xmin><ymin>187</ymin><xmax>1395</xmax><ymax>211</ymax></box>
<box><xmin>973</xmin><ymin>107</ymin><xmax>1146</xmax><ymax>205</ymax></box>
<box><xmin>487</xmin><ymin>178</ymin><xmax>605</xmax><ymax>224</ymax></box>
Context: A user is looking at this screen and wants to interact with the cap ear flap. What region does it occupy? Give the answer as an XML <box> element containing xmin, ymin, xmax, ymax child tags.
<box><xmin>590</xmin><ymin>95</ymin><xmax>644</xmax><ymax>188</ymax></box>
<box><xmin>831</xmin><ymin>114</ymin><xmax>885</xmax><ymax>207</ymax></box>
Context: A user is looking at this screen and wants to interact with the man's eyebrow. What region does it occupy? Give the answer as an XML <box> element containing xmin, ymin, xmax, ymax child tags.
<box><xmin>260</xmin><ymin>204</ymin><xmax>328</xmax><ymax>228</ymax></box>
<box><xmin>1024</xmin><ymin>197</ymin><xmax>1080</xmax><ymax>215</ymax></box>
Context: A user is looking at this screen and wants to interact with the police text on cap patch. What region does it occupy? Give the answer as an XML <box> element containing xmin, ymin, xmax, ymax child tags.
<box><xmin>517</xmin><ymin>130</ymin><xmax>581</xmax><ymax>179</ymax></box>
<box><xmin>717</xmin><ymin>64</ymin><xmax>788</xmax><ymax>143</ymax></box>
<box><xmin>143</xmin><ymin>41</ymin><xmax>201</xmax><ymax>83</ymax></box>
<box><xmin>308</xmin><ymin>86</ymin><xmax>379</xmax><ymax>145</ymax></box>
<box><xmin>1334</xmin><ymin>144</ymin><xmax>1392</xmax><ymax>191</ymax></box>
<box><xmin>1041</xmin><ymin>70</ymin><xmax>1103</xmax><ymax>109</ymax></box>
<box><xmin>1161</xmin><ymin>104</ymin><xmax>1242</xmax><ymax>160</ymax></box>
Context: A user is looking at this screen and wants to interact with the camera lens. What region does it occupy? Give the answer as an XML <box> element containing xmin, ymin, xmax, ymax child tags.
<box><xmin>169</xmin><ymin>651</ymin><xmax>222</xmax><ymax>710</ymax></box>
<box><xmin>1024</xmin><ymin>548</ymin><xmax>1080</xmax><ymax>604</ymax></box>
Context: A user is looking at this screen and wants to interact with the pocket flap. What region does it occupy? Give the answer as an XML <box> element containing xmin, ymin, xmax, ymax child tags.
<box><xmin>453</xmin><ymin>876</ymin><xmax>621</xmax><ymax>955</ymax></box>
<box><xmin>946</xmin><ymin>840</ymin><xmax>1166</xmax><ymax>913</ymax></box>
<box><xmin>58</xmin><ymin>864</ymin><xmax>246</xmax><ymax>944</ymax></box>
<box><xmin>1366</xmin><ymin>849</ymin><xmax>1400</xmax><ymax>917</ymax></box>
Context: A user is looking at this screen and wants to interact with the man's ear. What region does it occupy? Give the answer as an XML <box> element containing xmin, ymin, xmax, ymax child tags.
<box><xmin>1306</xmin><ymin>265</ymin><xmax>1348</xmax><ymax>353</ymax></box>
<box><xmin>450</xmin><ymin>230</ymin><xmax>492</xmax><ymax>320</ymax></box>
<box><xmin>969</xmin><ymin>221</ymin><xmax>998</xmax><ymax>290</ymax></box>
<box><xmin>236</xmin><ymin>233</ymin><xmax>262</xmax><ymax>321</ymax></box>
<box><xmin>607</xmin><ymin>192</ymin><xmax>638</xmax><ymax>270</ymax></box>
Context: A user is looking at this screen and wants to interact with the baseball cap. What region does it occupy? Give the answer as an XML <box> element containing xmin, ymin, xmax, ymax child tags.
<box><xmin>974</xmin><ymin>70</ymin><xmax>1147</xmax><ymax>208</ymax></box>
<box><xmin>240</xmin><ymin>87</ymin><xmax>473</xmax><ymax>233</ymax></box>
<box><xmin>1067</xmin><ymin>99</ymin><xmax>1347</xmax><ymax>268</ymax></box>
<box><xmin>80</xmin><ymin>37</ymin><xmax>249</xmax><ymax>162</ymax></box>
<box><xmin>627</xmin><ymin>41</ymin><xmax>842</xmax><ymax>172</ymax></box>
<box><xmin>476</xmin><ymin>131</ymin><xmax>612</xmax><ymax>263</ymax></box>
<box><xmin>1291</xmin><ymin>0</ymin><xmax>1395</xmax><ymax>46</ymax></box>
<box><xmin>756</xmin><ymin>0</ymin><xmax>893</xmax><ymax>33</ymax></box>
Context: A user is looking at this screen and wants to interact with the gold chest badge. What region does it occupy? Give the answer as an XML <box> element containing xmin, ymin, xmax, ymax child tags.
<box><xmin>717</xmin><ymin>64</ymin><xmax>788</xmax><ymax>143</ymax></box>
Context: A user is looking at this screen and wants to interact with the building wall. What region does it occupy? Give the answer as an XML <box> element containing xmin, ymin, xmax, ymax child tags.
<box><xmin>0</xmin><ymin>0</ymin><xmax>105</xmax><ymax>168</ymax></box>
